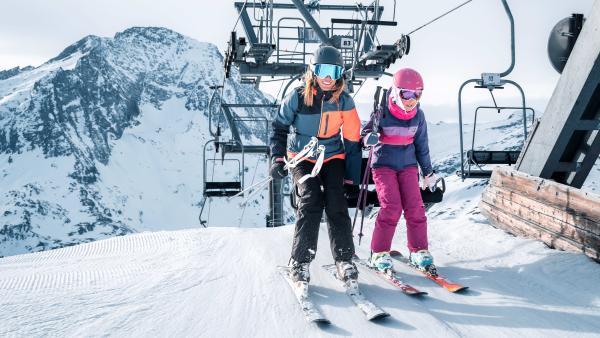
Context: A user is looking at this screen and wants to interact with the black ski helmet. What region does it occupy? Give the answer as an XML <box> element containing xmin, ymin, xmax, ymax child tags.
<box><xmin>311</xmin><ymin>45</ymin><xmax>344</xmax><ymax>67</ymax></box>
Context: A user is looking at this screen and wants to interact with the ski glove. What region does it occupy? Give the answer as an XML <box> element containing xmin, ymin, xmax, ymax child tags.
<box><xmin>422</xmin><ymin>172</ymin><xmax>440</xmax><ymax>191</ymax></box>
<box><xmin>270</xmin><ymin>158</ymin><xmax>288</xmax><ymax>179</ymax></box>
<box><xmin>362</xmin><ymin>132</ymin><xmax>380</xmax><ymax>148</ymax></box>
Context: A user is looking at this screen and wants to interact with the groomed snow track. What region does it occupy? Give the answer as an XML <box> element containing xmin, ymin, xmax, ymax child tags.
<box><xmin>2</xmin><ymin>189</ymin><xmax>600</xmax><ymax>338</ymax></box>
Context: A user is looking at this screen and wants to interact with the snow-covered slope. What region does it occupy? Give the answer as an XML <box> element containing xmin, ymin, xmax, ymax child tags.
<box><xmin>2</xmin><ymin>33</ymin><xmax>599</xmax><ymax>335</ymax></box>
<box><xmin>1</xmin><ymin>175</ymin><xmax>599</xmax><ymax>337</ymax></box>
<box><xmin>0</xmin><ymin>27</ymin><xmax>273</xmax><ymax>256</ymax></box>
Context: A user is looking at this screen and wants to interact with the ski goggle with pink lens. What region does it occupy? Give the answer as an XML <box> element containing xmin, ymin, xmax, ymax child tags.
<box><xmin>311</xmin><ymin>63</ymin><xmax>344</xmax><ymax>80</ymax></box>
<box><xmin>391</xmin><ymin>86</ymin><xmax>423</xmax><ymax>101</ymax></box>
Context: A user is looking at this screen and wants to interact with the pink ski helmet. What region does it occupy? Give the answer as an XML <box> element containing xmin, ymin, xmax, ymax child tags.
<box><xmin>389</xmin><ymin>68</ymin><xmax>423</xmax><ymax>119</ymax></box>
<box><xmin>393</xmin><ymin>68</ymin><xmax>424</xmax><ymax>91</ymax></box>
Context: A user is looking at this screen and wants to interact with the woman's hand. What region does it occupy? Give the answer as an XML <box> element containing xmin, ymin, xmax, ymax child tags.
<box><xmin>270</xmin><ymin>158</ymin><xmax>288</xmax><ymax>179</ymax></box>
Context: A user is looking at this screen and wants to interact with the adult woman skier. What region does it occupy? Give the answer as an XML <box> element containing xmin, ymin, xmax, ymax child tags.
<box><xmin>362</xmin><ymin>68</ymin><xmax>440</xmax><ymax>273</ymax></box>
<box><xmin>269</xmin><ymin>46</ymin><xmax>362</xmax><ymax>284</ymax></box>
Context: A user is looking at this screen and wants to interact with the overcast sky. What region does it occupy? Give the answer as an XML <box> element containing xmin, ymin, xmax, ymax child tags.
<box><xmin>0</xmin><ymin>0</ymin><xmax>595</xmax><ymax>120</ymax></box>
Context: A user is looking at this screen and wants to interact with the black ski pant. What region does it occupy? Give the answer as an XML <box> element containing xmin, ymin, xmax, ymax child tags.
<box><xmin>290</xmin><ymin>158</ymin><xmax>355</xmax><ymax>263</ymax></box>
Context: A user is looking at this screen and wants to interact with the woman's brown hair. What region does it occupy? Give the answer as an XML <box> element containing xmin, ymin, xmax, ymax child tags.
<box><xmin>303</xmin><ymin>68</ymin><xmax>345</xmax><ymax>107</ymax></box>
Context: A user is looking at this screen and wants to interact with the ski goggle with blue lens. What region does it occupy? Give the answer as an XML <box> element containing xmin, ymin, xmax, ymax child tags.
<box><xmin>311</xmin><ymin>64</ymin><xmax>344</xmax><ymax>80</ymax></box>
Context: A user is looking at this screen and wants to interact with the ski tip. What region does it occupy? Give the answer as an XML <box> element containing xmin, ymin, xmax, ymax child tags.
<box><xmin>276</xmin><ymin>265</ymin><xmax>291</xmax><ymax>273</ymax></box>
<box><xmin>368</xmin><ymin>311</ymin><xmax>391</xmax><ymax>321</ymax></box>
<box><xmin>389</xmin><ymin>250</ymin><xmax>402</xmax><ymax>257</ymax></box>
<box><xmin>311</xmin><ymin>318</ymin><xmax>331</xmax><ymax>325</ymax></box>
<box><xmin>408</xmin><ymin>290</ymin><xmax>428</xmax><ymax>297</ymax></box>
<box><xmin>449</xmin><ymin>285</ymin><xmax>469</xmax><ymax>293</ymax></box>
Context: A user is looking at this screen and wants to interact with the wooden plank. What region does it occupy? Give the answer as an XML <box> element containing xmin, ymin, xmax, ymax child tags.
<box><xmin>483</xmin><ymin>185</ymin><xmax>600</xmax><ymax>237</ymax></box>
<box><xmin>489</xmin><ymin>167</ymin><xmax>600</xmax><ymax>223</ymax></box>
<box><xmin>481</xmin><ymin>187</ymin><xmax>600</xmax><ymax>250</ymax></box>
<box><xmin>479</xmin><ymin>200</ymin><xmax>599</xmax><ymax>261</ymax></box>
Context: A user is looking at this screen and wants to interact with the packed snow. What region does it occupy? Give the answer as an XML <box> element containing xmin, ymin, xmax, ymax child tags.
<box><xmin>1</xmin><ymin>173</ymin><xmax>599</xmax><ymax>337</ymax></box>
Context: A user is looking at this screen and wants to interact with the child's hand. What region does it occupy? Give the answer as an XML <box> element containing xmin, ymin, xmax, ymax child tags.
<box><xmin>422</xmin><ymin>172</ymin><xmax>440</xmax><ymax>191</ymax></box>
<box><xmin>362</xmin><ymin>132</ymin><xmax>379</xmax><ymax>147</ymax></box>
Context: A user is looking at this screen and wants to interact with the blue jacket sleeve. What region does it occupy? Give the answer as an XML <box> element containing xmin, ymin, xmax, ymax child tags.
<box><xmin>414</xmin><ymin>109</ymin><xmax>433</xmax><ymax>176</ymax></box>
<box><xmin>270</xmin><ymin>90</ymin><xmax>298</xmax><ymax>159</ymax></box>
<box><xmin>340</xmin><ymin>95</ymin><xmax>362</xmax><ymax>185</ymax></box>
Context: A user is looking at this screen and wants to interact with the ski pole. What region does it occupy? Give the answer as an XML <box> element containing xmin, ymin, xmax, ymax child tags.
<box><xmin>352</xmin><ymin>147</ymin><xmax>373</xmax><ymax>234</ymax></box>
<box><xmin>227</xmin><ymin>176</ymin><xmax>272</xmax><ymax>200</ymax></box>
<box><xmin>239</xmin><ymin>178</ymin><xmax>273</xmax><ymax>207</ymax></box>
<box><xmin>229</xmin><ymin>138</ymin><xmax>318</xmax><ymax>201</ymax></box>
<box><xmin>356</xmin><ymin>149</ymin><xmax>373</xmax><ymax>245</ymax></box>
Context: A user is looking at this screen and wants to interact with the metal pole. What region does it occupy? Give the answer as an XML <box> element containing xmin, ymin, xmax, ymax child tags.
<box><xmin>290</xmin><ymin>0</ymin><xmax>332</xmax><ymax>46</ymax></box>
<box><xmin>457</xmin><ymin>79</ymin><xmax>480</xmax><ymax>180</ymax></box>
<box><xmin>503</xmin><ymin>80</ymin><xmax>528</xmax><ymax>139</ymax></box>
<box><xmin>499</xmin><ymin>0</ymin><xmax>515</xmax><ymax>77</ymax></box>
<box><xmin>268</xmin><ymin>177</ymin><xmax>283</xmax><ymax>227</ymax></box>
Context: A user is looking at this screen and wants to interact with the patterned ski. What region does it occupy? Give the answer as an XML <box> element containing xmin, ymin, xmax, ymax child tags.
<box><xmin>352</xmin><ymin>255</ymin><xmax>427</xmax><ymax>296</ymax></box>
<box><xmin>277</xmin><ymin>266</ymin><xmax>330</xmax><ymax>324</ymax></box>
<box><xmin>389</xmin><ymin>250</ymin><xmax>469</xmax><ymax>293</ymax></box>
<box><xmin>322</xmin><ymin>264</ymin><xmax>390</xmax><ymax>321</ymax></box>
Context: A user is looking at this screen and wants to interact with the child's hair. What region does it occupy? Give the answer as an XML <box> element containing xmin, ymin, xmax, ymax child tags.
<box><xmin>303</xmin><ymin>69</ymin><xmax>345</xmax><ymax>107</ymax></box>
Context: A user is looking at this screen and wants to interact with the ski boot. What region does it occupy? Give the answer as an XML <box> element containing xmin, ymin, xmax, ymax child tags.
<box><xmin>335</xmin><ymin>260</ymin><xmax>359</xmax><ymax>282</ymax></box>
<box><xmin>289</xmin><ymin>259</ymin><xmax>311</xmax><ymax>283</ymax></box>
<box><xmin>409</xmin><ymin>250</ymin><xmax>437</xmax><ymax>275</ymax></box>
<box><xmin>369</xmin><ymin>251</ymin><xmax>393</xmax><ymax>273</ymax></box>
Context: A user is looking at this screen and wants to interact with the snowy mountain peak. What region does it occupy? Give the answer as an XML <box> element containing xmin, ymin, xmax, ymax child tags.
<box><xmin>0</xmin><ymin>27</ymin><xmax>270</xmax><ymax>256</ymax></box>
<box><xmin>47</xmin><ymin>35</ymin><xmax>104</xmax><ymax>65</ymax></box>
<box><xmin>115</xmin><ymin>26</ymin><xmax>187</xmax><ymax>45</ymax></box>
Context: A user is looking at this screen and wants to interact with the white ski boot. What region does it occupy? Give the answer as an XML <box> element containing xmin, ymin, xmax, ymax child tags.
<box><xmin>409</xmin><ymin>250</ymin><xmax>436</xmax><ymax>274</ymax></box>
<box><xmin>369</xmin><ymin>251</ymin><xmax>393</xmax><ymax>272</ymax></box>
<box><xmin>289</xmin><ymin>259</ymin><xmax>311</xmax><ymax>283</ymax></box>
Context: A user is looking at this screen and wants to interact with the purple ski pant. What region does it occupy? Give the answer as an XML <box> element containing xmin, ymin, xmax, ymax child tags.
<box><xmin>371</xmin><ymin>165</ymin><xmax>428</xmax><ymax>253</ymax></box>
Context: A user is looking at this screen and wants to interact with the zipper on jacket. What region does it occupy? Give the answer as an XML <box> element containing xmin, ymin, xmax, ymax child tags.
<box><xmin>323</xmin><ymin>114</ymin><xmax>330</xmax><ymax>136</ymax></box>
<box><xmin>316</xmin><ymin>96</ymin><xmax>325</xmax><ymax>137</ymax></box>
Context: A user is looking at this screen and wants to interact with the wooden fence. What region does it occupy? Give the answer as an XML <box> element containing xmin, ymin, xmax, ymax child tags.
<box><xmin>479</xmin><ymin>167</ymin><xmax>600</xmax><ymax>261</ymax></box>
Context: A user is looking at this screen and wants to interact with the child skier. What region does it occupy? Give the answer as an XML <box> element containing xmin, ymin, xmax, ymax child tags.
<box><xmin>362</xmin><ymin>68</ymin><xmax>440</xmax><ymax>273</ymax></box>
<box><xmin>269</xmin><ymin>46</ymin><xmax>362</xmax><ymax>284</ymax></box>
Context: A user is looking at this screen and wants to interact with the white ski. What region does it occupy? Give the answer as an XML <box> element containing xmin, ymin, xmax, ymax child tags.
<box><xmin>277</xmin><ymin>266</ymin><xmax>330</xmax><ymax>324</ymax></box>
<box><xmin>322</xmin><ymin>264</ymin><xmax>390</xmax><ymax>321</ymax></box>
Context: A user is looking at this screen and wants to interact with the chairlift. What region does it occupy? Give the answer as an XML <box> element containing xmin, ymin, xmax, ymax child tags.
<box><xmin>457</xmin><ymin>0</ymin><xmax>531</xmax><ymax>180</ymax></box>
<box><xmin>199</xmin><ymin>139</ymin><xmax>245</xmax><ymax>227</ymax></box>
<box><xmin>199</xmin><ymin>83</ymin><xmax>279</xmax><ymax>227</ymax></box>
<box><xmin>463</xmin><ymin>106</ymin><xmax>535</xmax><ymax>178</ymax></box>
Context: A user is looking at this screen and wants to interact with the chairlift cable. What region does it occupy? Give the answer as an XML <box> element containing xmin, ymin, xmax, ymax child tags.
<box><xmin>406</xmin><ymin>0</ymin><xmax>473</xmax><ymax>36</ymax></box>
